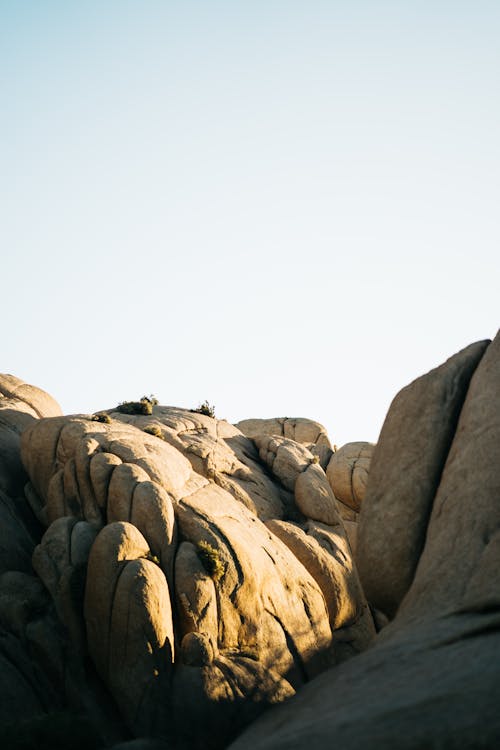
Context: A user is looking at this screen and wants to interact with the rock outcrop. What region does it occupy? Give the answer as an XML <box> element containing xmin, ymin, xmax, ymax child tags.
<box><xmin>228</xmin><ymin>332</ymin><xmax>500</xmax><ymax>750</ymax></box>
<box><xmin>1</xmin><ymin>330</ymin><xmax>498</xmax><ymax>750</ymax></box>
<box><xmin>4</xmin><ymin>400</ymin><xmax>373</xmax><ymax>748</ymax></box>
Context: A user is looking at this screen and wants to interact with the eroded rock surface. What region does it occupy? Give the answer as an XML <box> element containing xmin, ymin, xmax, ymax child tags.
<box><xmin>16</xmin><ymin>401</ymin><xmax>373</xmax><ymax>748</ymax></box>
<box><xmin>325</xmin><ymin>441</ymin><xmax>375</xmax><ymax>554</ymax></box>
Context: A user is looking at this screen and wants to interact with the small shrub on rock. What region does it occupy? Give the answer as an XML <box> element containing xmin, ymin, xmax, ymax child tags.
<box><xmin>117</xmin><ymin>395</ymin><xmax>158</xmax><ymax>416</ymax></box>
<box><xmin>145</xmin><ymin>551</ymin><xmax>161</xmax><ymax>566</ymax></box>
<box><xmin>143</xmin><ymin>424</ymin><xmax>164</xmax><ymax>440</ymax></box>
<box><xmin>90</xmin><ymin>412</ymin><xmax>111</xmax><ymax>424</ymax></box>
<box><xmin>196</xmin><ymin>540</ymin><xmax>224</xmax><ymax>582</ymax></box>
<box><xmin>191</xmin><ymin>400</ymin><xmax>216</xmax><ymax>418</ymax></box>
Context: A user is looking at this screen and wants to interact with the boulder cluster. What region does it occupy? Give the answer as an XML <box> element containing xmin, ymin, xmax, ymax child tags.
<box><xmin>0</xmin><ymin>331</ymin><xmax>498</xmax><ymax>749</ymax></box>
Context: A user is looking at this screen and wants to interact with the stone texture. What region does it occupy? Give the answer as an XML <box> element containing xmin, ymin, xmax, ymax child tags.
<box><xmin>0</xmin><ymin>374</ymin><xmax>62</xmax><ymax>419</ymax></box>
<box><xmin>229</xmin><ymin>612</ymin><xmax>500</xmax><ymax>750</ymax></box>
<box><xmin>294</xmin><ymin>463</ymin><xmax>340</xmax><ymax>525</ymax></box>
<box><xmin>236</xmin><ymin>417</ymin><xmax>331</xmax><ymax>448</ymax></box>
<box><xmin>15</xmin><ymin>399</ymin><xmax>371</xmax><ymax>748</ymax></box>
<box><xmin>326</xmin><ymin>441</ymin><xmax>374</xmax><ymax>512</ymax></box>
<box><xmin>0</xmin><ymin>377</ymin><xmax>62</xmax><ymax>574</ymax></box>
<box><xmin>229</xmin><ymin>334</ymin><xmax>500</xmax><ymax>750</ymax></box>
<box><xmin>395</xmin><ymin>331</ymin><xmax>500</xmax><ymax>625</ymax></box>
<box><xmin>357</xmin><ymin>340</ymin><xmax>489</xmax><ymax>618</ymax></box>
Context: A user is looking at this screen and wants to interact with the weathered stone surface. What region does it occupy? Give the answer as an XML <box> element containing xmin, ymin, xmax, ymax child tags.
<box><xmin>294</xmin><ymin>463</ymin><xmax>340</xmax><ymax>525</ymax></box>
<box><xmin>175</xmin><ymin>541</ymin><xmax>218</xmax><ymax>645</ymax></box>
<box><xmin>2</xmin><ymin>336</ymin><xmax>497</xmax><ymax>750</ymax></box>
<box><xmin>236</xmin><ymin>417</ymin><xmax>332</xmax><ymax>448</ymax></box>
<box><xmin>326</xmin><ymin>441</ymin><xmax>374</xmax><ymax>512</ymax></box>
<box><xmin>0</xmin><ymin>379</ymin><xmax>123</xmax><ymax>741</ymax></box>
<box><xmin>17</xmin><ymin>401</ymin><xmax>371</xmax><ymax>747</ymax></box>
<box><xmin>395</xmin><ymin>331</ymin><xmax>500</xmax><ymax>625</ymax></box>
<box><xmin>229</xmin><ymin>334</ymin><xmax>500</xmax><ymax>750</ymax></box>
<box><xmin>32</xmin><ymin>516</ymin><xmax>97</xmax><ymax>649</ymax></box>
<box><xmin>253</xmin><ymin>435</ymin><xmax>313</xmax><ymax>491</ymax></box>
<box><xmin>0</xmin><ymin>374</ymin><xmax>62</xmax><ymax>419</ymax></box>
<box><xmin>357</xmin><ymin>339</ymin><xmax>489</xmax><ymax>618</ymax></box>
<box><xmin>114</xmin><ymin>408</ymin><xmax>286</xmax><ymax>521</ymax></box>
<box><xmin>266</xmin><ymin>520</ymin><xmax>368</xmax><ymax>635</ymax></box>
<box><xmin>229</xmin><ymin>612</ymin><xmax>500</xmax><ymax>750</ymax></box>
<box><xmin>0</xmin><ymin>377</ymin><xmax>62</xmax><ymax>574</ymax></box>
<box><xmin>0</xmin><ymin>571</ymin><xmax>69</xmax><ymax>725</ymax></box>
<box><xmin>172</xmin><ymin>481</ymin><xmax>334</xmax><ymax>685</ymax></box>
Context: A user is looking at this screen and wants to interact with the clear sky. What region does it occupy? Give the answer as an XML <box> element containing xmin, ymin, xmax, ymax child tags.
<box><xmin>2</xmin><ymin>1</ymin><xmax>499</xmax><ymax>445</ymax></box>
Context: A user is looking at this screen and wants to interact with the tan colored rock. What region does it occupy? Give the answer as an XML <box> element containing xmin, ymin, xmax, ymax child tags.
<box><xmin>342</xmin><ymin>519</ymin><xmax>358</xmax><ymax>555</ymax></box>
<box><xmin>236</xmin><ymin>417</ymin><xmax>331</xmax><ymax>447</ymax></box>
<box><xmin>357</xmin><ymin>339</ymin><xmax>489</xmax><ymax>618</ymax></box>
<box><xmin>326</xmin><ymin>441</ymin><xmax>374</xmax><ymax>512</ymax></box>
<box><xmin>396</xmin><ymin>331</ymin><xmax>500</xmax><ymax>624</ymax></box>
<box><xmin>266</xmin><ymin>520</ymin><xmax>369</xmax><ymax>635</ymax></box>
<box><xmin>19</xmin><ymin>402</ymin><xmax>374</xmax><ymax>746</ymax></box>
<box><xmin>294</xmin><ymin>462</ymin><xmax>340</xmax><ymax>525</ymax></box>
<box><xmin>33</xmin><ymin>516</ymin><xmax>97</xmax><ymax>649</ymax></box>
<box><xmin>112</xmin><ymin>408</ymin><xmax>286</xmax><ymax>521</ymax></box>
<box><xmin>253</xmin><ymin>435</ymin><xmax>312</xmax><ymax>490</ymax></box>
<box><xmin>0</xmin><ymin>374</ymin><xmax>62</xmax><ymax>419</ymax></box>
<box><xmin>174</xmin><ymin>541</ymin><xmax>218</xmax><ymax>646</ymax></box>
<box><xmin>174</xmin><ymin>481</ymin><xmax>333</xmax><ymax>683</ymax></box>
<box><xmin>229</xmin><ymin>334</ymin><xmax>500</xmax><ymax>750</ymax></box>
<box><xmin>85</xmin><ymin>522</ymin><xmax>174</xmax><ymax>734</ymax></box>
<box><xmin>107</xmin><ymin>462</ymin><xmax>176</xmax><ymax>580</ymax></box>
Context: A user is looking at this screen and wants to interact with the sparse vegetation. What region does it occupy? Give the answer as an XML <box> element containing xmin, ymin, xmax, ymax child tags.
<box><xmin>143</xmin><ymin>424</ymin><xmax>164</xmax><ymax>439</ymax></box>
<box><xmin>191</xmin><ymin>400</ymin><xmax>216</xmax><ymax>418</ymax></box>
<box><xmin>117</xmin><ymin>395</ymin><xmax>158</xmax><ymax>416</ymax></box>
<box><xmin>196</xmin><ymin>540</ymin><xmax>224</xmax><ymax>582</ymax></box>
<box><xmin>145</xmin><ymin>551</ymin><xmax>160</xmax><ymax>566</ymax></box>
<box><xmin>90</xmin><ymin>412</ymin><xmax>111</xmax><ymax>424</ymax></box>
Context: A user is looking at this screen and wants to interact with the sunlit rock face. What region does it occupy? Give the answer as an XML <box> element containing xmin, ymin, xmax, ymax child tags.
<box><xmin>229</xmin><ymin>332</ymin><xmax>500</xmax><ymax>750</ymax></box>
<box><xmin>235</xmin><ymin>418</ymin><xmax>375</xmax><ymax>556</ymax></box>
<box><xmin>15</xmin><ymin>401</ymin><xmax>373</xmax><ymax>748</ymax></box>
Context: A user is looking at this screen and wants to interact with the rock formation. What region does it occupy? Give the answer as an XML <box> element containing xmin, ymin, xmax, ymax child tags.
<box><xmin>1</xmin><ymin>390</ymin><xmax>373</xmax><ymax>748</ymax></box>
<box><xmin>1</xmin><ymin>331</ymin><xmax>498</xmax><ymax>750</ymax></box>
<box><xmin>229</xmin><ymin>332</ymin><xmax>500</xmax><ymax>749</ymax></box>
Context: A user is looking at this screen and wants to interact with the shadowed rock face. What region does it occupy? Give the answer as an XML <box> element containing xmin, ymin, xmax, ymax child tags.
<box><xmin>15</xmin><ymin>403</ymin><xmax>373</xmax><ymax>748</ymax></box>
<box><xmin>229</xmin><ymin>332</ymin><xmax>500</xmax><ymax>750</ymax></box>
<box><xmin>357</xmin><ymin>339</ymin><xmax>490</xmax><ymax>618</ymax></box>
<box><xmin>0</xmin><ymin>379</ymin><xmax>77</xmax><ymax>732</ymax></box>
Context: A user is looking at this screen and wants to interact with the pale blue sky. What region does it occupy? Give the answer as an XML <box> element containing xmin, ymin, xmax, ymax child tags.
<box><xmin>2</xmin><ymin>1</ymin><xmax>499</xmax><ymax>444</ymax></box>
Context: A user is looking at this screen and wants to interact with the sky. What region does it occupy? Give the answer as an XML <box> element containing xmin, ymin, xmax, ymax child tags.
<box><xmin>1</xmin><ymin>0</ymin><xmax>499</xmax><ymax>445</ymax></box>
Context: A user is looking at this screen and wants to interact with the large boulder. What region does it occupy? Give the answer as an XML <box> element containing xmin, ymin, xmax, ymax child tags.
<box><xmin>325</xmin><ymin>441</ymin><xmax>374</xmax><ymax>514</ymax></box>
<box><xmin>228</xmin><ymin>333</ymin><xmax>500</xmax><ymax>750</ymax></box>
<box><xmin>357</xmin><ymin>339</ymin><xmax>489</xmax><ymax>618</ymax></box>
<box><xmin>18</xmin><ymin>401</ymin><xmax>374</xmax><ymax>748</ymax></box>
<box><xmin>325</xmin><ymin>441</ymin><xmax>375</xmax><ymax>554</ymax></box>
